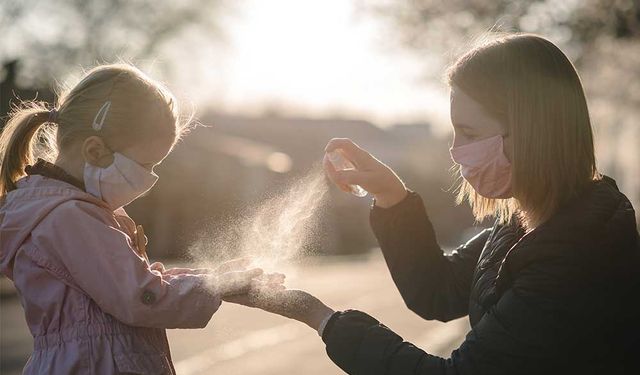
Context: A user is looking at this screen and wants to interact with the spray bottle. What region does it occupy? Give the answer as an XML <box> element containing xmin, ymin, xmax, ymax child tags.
<box><xmin>327</xmin><ymin>150</ymin><xmax>368</xmax><ymax>197</ymax></box>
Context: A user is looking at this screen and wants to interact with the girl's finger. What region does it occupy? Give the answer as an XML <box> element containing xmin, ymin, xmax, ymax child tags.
<box><xmin>245</xmin><ymin>268</ymin><xmax>264</xmax><ymax>279</ymax></box>
<box><xmin>217</xmin><ymin>257</ymin><xmax>252</xmax><ymax>273</ymax></box>
<box><xmin>262</xmin><ymin>273</ymin><xmax>286</xmax><ymax>285</ymax></box>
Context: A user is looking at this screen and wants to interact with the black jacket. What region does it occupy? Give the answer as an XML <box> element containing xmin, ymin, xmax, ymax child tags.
<box><xmin>322</xmin><ymin>177</ymin><xmax>640</xmax><ymax>374</ymax></box>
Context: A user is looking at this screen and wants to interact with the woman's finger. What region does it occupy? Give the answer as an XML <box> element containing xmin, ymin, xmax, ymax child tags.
<box><xmin>333</xmin><ymin>169</ymin><xmax>372</xmax><ymax>187</ymax></box>
<box><xmin>324</xmin><ymin>138</ymin><xmax>372</xmax><ymax>168</ymax></box>
<box><xmin>323</xmin><ymin>155</ymin><xmax>355</xmax><ymax>193</ymax></box>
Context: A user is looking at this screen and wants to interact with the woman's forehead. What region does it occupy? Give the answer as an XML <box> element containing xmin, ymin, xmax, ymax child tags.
<box><xmin>450</xmin><ymin>87</ymin><xmax>502</xmax><ymax>130</ymax></box>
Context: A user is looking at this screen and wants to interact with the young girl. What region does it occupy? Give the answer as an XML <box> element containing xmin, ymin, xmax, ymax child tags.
<box><xmin>0</xmin><ymin>64</ymin><xmax>271</xmax><ymax>374</ymax></box>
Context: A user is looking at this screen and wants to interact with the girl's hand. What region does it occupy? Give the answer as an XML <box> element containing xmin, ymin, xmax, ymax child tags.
<box><xmin>214</xmin><ymin>268</ymin><xmax>266</xmax><ymax>297</ymax></box>
<box><xmin>224</xmin><ymin>279</ymin><xmax>335</xmax><ymax>331</ymax></box>
<box><xmin>323</xmin><ymin>138</ymin><xmax>408</xmax><ymax>208</ymax></box>
<box><xmin>215</xmin><ymin>257</ymin><xmax>253</xmax><ymax>274</ymax></box>
<box><xmin>157</xmin><ymin>257</ymin><xmax>254</xmax><ymax>277</ymax></box>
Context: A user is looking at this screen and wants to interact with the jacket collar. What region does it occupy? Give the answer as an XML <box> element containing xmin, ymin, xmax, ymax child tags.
<box><xmin>24</xmin><ymin>158</ymin><xmax>85</xmax><ymax>191</ymax></box>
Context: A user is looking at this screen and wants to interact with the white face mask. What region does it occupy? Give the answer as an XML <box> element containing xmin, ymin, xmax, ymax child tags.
<box><xmin>84</xmin><ymin>152</ymin><xmax>159</xmax><ymax>210</ymax></box>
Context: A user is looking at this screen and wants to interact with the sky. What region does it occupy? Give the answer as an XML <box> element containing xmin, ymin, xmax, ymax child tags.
<box><xmin>173</xmin><ymin>0</ymin><xmax>451</xmax><ymax>130</ymax></box>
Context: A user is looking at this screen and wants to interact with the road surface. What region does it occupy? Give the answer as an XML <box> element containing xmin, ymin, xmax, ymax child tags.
<box><xmin>1</xmin><ymin>254</ymin><xmax>469</xmax><ymax>374</ymax></box>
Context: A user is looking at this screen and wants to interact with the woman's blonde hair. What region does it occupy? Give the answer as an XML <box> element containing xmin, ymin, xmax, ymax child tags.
<box><xmin>0</xmin><ymin>63</ymin><xmax>191</xmax><ymax>197</ymax></box>
<box><xmin>446</xmin><ymin>33</ymin><xmax>600</xmax><ymax>227</ymax></box>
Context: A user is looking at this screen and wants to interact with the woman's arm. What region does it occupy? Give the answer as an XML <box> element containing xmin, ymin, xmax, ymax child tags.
<box><xmin>323</xmin><ymin>138</ymin><xmax>489</xmax><ymax>322</ymax></box>
<box><xmin>320</xmin><ymin>247</ymin><xmax>639</xmax><ymax>375</ymax></box>
<box><xmin>231</xmin><ymin>253</ymin><xmax>612</xmax><ymax>375</ymax></box>
<box><xmin>370</xmin><ymin>191</ymin><xmax>491</xmax><ymax>321</ymax></box>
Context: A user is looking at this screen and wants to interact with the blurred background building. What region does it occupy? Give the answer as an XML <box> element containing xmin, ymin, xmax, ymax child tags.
<box><xmin>2</xmin><ymin>0</ymin><xmax>637</xmax><ymax>260</ymax></box>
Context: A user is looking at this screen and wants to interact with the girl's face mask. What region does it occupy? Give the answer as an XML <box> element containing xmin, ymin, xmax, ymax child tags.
<box><xmin>449</xmin><ymin>134</ymin><xmax>512</xmax><ymax>199</ymax></box>
<box><xmin>84</xmin><ymin>152</ymin><xmax>159</xmax><ymax>210</ymax></box>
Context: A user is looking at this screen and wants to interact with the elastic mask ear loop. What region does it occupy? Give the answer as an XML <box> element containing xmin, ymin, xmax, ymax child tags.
<box><xmin>92</xmin><ymin>101</ymin><xmax>112</xmax><ymax>131</ymax></box>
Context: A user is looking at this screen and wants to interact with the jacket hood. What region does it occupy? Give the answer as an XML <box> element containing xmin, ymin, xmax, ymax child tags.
<box><xmin>0</xmin><ymin>175</ymin><xmax>109</xmax><ymax>279</ymax></box>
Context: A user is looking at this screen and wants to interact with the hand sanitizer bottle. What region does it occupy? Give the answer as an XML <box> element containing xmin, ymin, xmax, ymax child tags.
<box><xmin>327</xmin><ymin>150</ymin><xmax>368</xmax><ymax>197</ymax></box>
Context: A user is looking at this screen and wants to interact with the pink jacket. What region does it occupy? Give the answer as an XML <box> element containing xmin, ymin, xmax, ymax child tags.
<box><xmin>0</xmin><ymin>175</ymin><xmax>222</xmax><ymax>374</ymax></box>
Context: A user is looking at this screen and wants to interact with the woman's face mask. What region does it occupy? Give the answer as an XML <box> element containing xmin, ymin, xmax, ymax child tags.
<box><xmin>449</xmin><ymin>134</ymin><xmax>512</xmax><ymax>199</ymax></box>
<box><xmin>449</xmin><ymin>86</ymin><xmax>512</xmax><ymax>199</ymax></box>
<box><xmin>84</xmin><ymin>152</ymin><xmax>159</xmax><ymax>210</ymax></box>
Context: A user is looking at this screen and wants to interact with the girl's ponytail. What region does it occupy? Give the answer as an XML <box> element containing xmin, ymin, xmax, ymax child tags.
<box><xmin>0</xmin><ymin>103</ymin><xmax>56</xmax><ymax>196</ymax></box>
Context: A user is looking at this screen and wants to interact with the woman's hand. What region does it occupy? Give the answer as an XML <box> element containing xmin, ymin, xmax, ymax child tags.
<box><xmin>224</xmin><ymin>278</ymin><xmax>335</xmax><ymax>331</ymax></box>
<box><xmin>323</xmin><ymin>138</ymin><xmax>408</xmax><ymax>208</ymax></box>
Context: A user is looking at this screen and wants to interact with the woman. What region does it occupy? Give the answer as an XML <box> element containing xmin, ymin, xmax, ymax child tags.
<box><xmin>227</xmin><ymin>33</ymin><xmax>640</xmax><ymax>374</ymax></box>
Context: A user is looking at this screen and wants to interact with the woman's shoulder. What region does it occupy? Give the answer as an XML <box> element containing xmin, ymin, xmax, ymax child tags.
<box><xmin>575</xmin><ymin>175</ymin><xmax>635</xmax><ymax>227</ymax></box>
<box><xmin>527</xmin><ymin>176</ymin><xmax>636</xmax><ymax>249</ymax></box>
<box><xmin>504</xmin><ymin>177</ymin><xmax>639</xmax><ymax>282</ymax></box>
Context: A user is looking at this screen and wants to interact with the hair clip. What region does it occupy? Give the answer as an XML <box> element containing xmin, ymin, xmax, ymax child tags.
<box><xmin>92</xmin><ymin>101</ymin><xmax>112</xmax><ymax>131</ymax></box>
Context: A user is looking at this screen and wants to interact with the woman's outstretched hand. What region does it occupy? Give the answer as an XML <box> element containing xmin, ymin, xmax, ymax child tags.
<box><xmin>323</xmin><ymin>138</ymin><xmax>408</xmax><ymax>208</ymax></box>
<box><xmin>224</xmin><ymin>277</ymin><xmax>335</xmax><ymax>331</ymax></box>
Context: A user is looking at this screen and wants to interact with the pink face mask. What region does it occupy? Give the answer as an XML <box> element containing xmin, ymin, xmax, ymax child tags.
<box><xmin>449</xmin><ymin>134</ymin><xmax>512</xmax><ymax>199</ymax></box>
<box><xmin>84</xmin><ymin>153</ymin><xmax>159</xmax><ymax>210</ymax></box>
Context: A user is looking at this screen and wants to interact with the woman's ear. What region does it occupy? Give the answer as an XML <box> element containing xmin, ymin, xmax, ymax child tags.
<box><xmin>82</xmin><ymin>136</ymin><xmax>114</xmax><ymax>168</ymax></box>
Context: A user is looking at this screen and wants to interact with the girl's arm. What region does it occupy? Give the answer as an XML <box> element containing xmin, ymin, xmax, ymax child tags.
<box><xmin>370</xmin><ymin>191</ymin><xmax>491</xmax><ymax>322</ymax></box>
<box><xmin>34</xmin><ymin>199</ymin><xmax>260</xmax><ymax>329</ymax></box>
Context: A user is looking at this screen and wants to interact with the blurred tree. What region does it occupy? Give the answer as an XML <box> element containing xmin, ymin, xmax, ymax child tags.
<box><xmin>358</xmin><ymin>0</ymin><xmax>639</xmax><ymax>67</ymax></box>
<box><xmin>0</xmin><ymin>0</ymin><xmax>228</xmax><ymax>87</ymax></box>
<box><xmin>358</xmin><ymin>0</ymin><xmax>640</xmax><ymax>224</ymax></box>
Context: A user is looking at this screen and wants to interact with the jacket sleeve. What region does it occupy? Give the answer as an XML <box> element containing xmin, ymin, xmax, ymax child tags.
<box><xmin>33</xmin><ymin>200</ymin><xmax>222</xmax><ymax>329</ymax></box>
<box><xmin>321</xmin><ymin>250</ymin><xmax>602</xmax><ymax>375</ymax></box>
<box><xmin>370</xmin><ymin>191</ymin><xmax>491</xmax><ymax>321</ymax></box>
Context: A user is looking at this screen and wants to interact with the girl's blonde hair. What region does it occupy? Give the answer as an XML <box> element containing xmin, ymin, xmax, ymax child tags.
<box><xmin>446</xmin><ymin>33</ymin><xmax>600</xmax><ymax>227</ymax></box>
<box><xmin>0</xmin><ymin>63</ymin><xmax>190</xmax><ymax>197</ymax></box>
